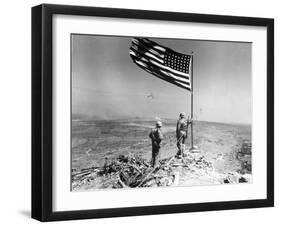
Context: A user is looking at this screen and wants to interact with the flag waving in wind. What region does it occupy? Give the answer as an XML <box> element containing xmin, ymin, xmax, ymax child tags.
<box><xmin>129</xmin><ymin>38</ymin><xmax>192</xmax><ymax>91</ymax></box>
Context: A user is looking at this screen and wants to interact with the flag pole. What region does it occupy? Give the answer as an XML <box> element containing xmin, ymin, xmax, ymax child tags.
<box><xmin>190</xmin><ymin>54</ymin><xmax>194</xmax><ymax>149</ymax></box>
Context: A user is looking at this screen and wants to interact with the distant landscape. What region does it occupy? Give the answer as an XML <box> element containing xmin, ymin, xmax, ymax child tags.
<box><xmin>72</xmin><ymin>118</ymin><xmax>251</xmax><ymax>179</ymax></box>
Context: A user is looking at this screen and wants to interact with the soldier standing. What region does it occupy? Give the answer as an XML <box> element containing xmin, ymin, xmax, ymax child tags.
<box><xmin>176</xmin><ymin>112</ymin><xmax>192</xmax><ymax>158</ymax></box>
<box><xmin>149</xmin><ymin>121</ymin><xmax>163</xmax><ymax>167</ymax></box>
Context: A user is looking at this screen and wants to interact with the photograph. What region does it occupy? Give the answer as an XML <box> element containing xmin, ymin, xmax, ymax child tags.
<box><xmin>71</xmin><ymin>34</ymin><xmax>252</xmax><ymax>191</ymax></box>
<box><xmin>30</xmin><ymin>3</ymin><xmax>274</xmax><ymax>221</ymax></box>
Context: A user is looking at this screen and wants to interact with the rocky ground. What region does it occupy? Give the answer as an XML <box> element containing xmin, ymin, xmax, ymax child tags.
<box><xmin>72</xmin><ymin>150</ymin><xmax>252</xmax><ymax>191</ymax></box>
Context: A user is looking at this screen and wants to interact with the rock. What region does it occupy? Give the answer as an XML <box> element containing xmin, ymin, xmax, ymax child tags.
<box><xmin>239</xmin><ymin>177</ymin><xmax>247</xmax><ymax>183</ymax></box>
<box><xmin>240</xmin><ymin>173</ymin><xmax>252</xmax><ymax>183</ymax></box>
<box><xmin>224</xmin><ymin>179</ymin><xmax>230</xmax><ymax>183</ymax></box>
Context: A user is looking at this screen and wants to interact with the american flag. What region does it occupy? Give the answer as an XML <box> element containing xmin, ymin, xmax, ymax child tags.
<box><xmin>129</xmin><ymin>38</ymin><xmax>192</xmax><ymax>91</ymax></box>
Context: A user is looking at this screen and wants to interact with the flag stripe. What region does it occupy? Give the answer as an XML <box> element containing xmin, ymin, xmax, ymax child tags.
<box><xmin>130</xmin><ymin>45</ymin><xmax>163</xmax><ymax>64</ymax></box>
<box><xmin>141</xmin><ymin>38</ymin><xmax>166</xmax><ymax>53</ymax></box>
<box><xmin>132</xmin><ymin>39</ymin><xmax>165</xmax><ymax>57</ymax></box>
<box><xmin>131</xmin><ymin>41</ymin><xmax>164</xmax><ymax>61</ymax></box>
<box><xmin>135</xmin><ymin>38</ymin><xmax>166</xmax><ymax>55</ymax></box>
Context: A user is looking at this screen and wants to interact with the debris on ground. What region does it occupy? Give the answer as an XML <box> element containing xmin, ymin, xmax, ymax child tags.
<box><xmin>72</xmin><ymin>150</ymin><xmax>252</xmax><ymax>191</ymax></box>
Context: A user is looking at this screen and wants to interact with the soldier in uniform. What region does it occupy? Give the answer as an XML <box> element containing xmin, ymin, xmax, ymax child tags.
<box><xmin>176</xmin><ymin>112</ymin><xmax>192</xmax><ymax>158</ymax></box>
<box><xmin>149</xmin><ymin>121</ymin><xmax>163</xmax><ymax>167</ymax></box>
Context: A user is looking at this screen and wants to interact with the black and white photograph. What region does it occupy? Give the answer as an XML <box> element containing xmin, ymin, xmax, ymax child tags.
<box><xmin>71</xmin><ymin>35</ymin><xmax>252</xmax><ymax>191</ymax></box>
<box><xmin>29</xmin><ymin>2</ymin><xmax>274</xmax><ymax>222</ymax></box>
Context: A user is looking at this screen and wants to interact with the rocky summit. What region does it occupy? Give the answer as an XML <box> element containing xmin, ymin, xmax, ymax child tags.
<box><xmin>72</xmin><ymin>150</ymin><xmax>252</xmax><ymax>191</ymax></box>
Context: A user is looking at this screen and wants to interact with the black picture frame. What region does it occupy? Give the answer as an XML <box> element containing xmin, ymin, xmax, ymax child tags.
<box><xmin>32</xmin><ymin>4</ymin><xmax>274</xmax><ymax>222</ymax></box>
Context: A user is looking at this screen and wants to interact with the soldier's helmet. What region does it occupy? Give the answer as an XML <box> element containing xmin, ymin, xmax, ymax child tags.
<box><xmin>156</xmin><ymin>121</ymin><xmax>162</xmax><ymax>128</ymax></box>
<box><xmin>179</xmin><ymin>112</ymin><xmax>186</xmax><ymax>118</ymax></box>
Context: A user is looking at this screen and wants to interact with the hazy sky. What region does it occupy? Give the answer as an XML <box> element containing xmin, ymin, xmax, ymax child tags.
<box><xmin>72</xmin><ymin>35</ymin><xmax>252</xmax><ymax>124</ymax></box>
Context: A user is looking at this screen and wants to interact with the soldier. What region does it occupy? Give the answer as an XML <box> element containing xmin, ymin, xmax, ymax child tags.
<box><xmin>176</xmin><ymin>112</ymin><xmax>192</xmax><ymax>158</ymax></box>
<box><xmin>149</xmin><ymin>121</ymin><xmax>163</xmax><ymax>167</ymax></box>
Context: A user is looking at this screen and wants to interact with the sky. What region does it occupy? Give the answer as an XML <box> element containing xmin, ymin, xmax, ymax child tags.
<box><xmin>72</xmin><ymin>35</ymin><xmax>252</xmax><ymax>124</ymax></box>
